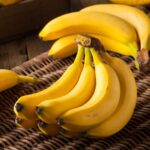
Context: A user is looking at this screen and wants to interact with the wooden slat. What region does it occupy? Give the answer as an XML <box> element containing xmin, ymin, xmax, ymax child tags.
<box><xmin>0</xmin><ymin>33</ymin><xmax>54</xmax><ymax>69</ymax></box>
<box><xmin>70</xmin><ymin>0</ymin><xmax>109</xmax><ymax>11</ymax></box>
<box><xmin>0</xmin><ymin>38</ymin><xmax>27</xmax><ymax>69</ymax></box>
<box><xmin>70</xmin><ymin>0</ymin><xmax>83</xmax><ymax>11</ymax></box>
<box><xmin>26</xmin><ymin>34</ymin><xmax>53</xmax><ymax>59</ymax></box>
<box><xmin>0</xmin><ymin>0</ymin><xmax>69</xmax><ymax>43</ymax></box>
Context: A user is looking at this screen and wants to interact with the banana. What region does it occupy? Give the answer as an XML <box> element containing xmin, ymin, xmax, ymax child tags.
<box><xmin>58</xmin><ymin>48</ymin><xmax>120</xmax><ymax>132</ymax></box>
<box><xmin>110</xmin><ymin>0</ymin><xmax>150</xmax><ymax>5</ymax></box>
<box><xmin>39</xmin><ymin>11</ymin><xmax>137</xmax><ymax>46</ymax></box>
<box><xmin>14</xmin><ymin>45</ymin><xmax>84</xmax><ymax>119</ymax></box>
<box><xmin>37</xmin><ymin>120</ymin><xmax>59</xmax><ymax>136</ymax></box>
<box><xmin>49</xmin><ymin>34</ymin><xmax>138</xmax><ymax>59</ymax></box>
<box><xmin>49</xmin><ymin>35</ymin><xmax>78</xmax><ymax>59</ymax></box>
<box><xmin>36</xmin><ymin>47</ymin><xmax>95</xmax><ymax>124</ymax></box>
<box><xmin>0</xmin><ymin>0</ymin><xmax>21</xmax><ymax>6</ymax></box>
<box><xmin>15</xmin><ymin>117</ymin><xmax>37</xmax><ymax>129</ymax></box>
<box><xmin>87</xmin><ymin>53</ymin><xmax>137</xmax><ymax>137</ymax></box>
<box><xmin>82</xmin><ymin>4</ymin><xmax>150</xmax><ymax>51</ymax></box>
<box><xmin>0</xmin><ymin>69</ymin><xmax>37</xmax><ymax>92</ymax></box>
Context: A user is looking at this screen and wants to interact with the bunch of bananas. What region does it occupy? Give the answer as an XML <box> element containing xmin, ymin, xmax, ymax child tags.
<box><xmin>39</xmin><ymin>3</ymin><xmax>150</xmax><ymax>68</ymax></box>
<box><xmin>13</xmin><ymin>2</ymin><xmax>150</xmax><ymax>137</ymax></box>
<box><xmin>14</xmin><ymin>34</ymin><xmax>137</xmax><ymax>137</ymax></box>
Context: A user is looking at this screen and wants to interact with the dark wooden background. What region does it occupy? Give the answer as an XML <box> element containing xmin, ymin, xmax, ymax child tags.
<box><xmin>0</xmin><ymin>0</ymin><xmax>115</xmax><ymax>69</ymax></box>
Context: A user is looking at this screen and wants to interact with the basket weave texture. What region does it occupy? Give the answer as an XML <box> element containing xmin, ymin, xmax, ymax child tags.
<box><xmin>0</xmin><ymin>52</ymin><xmax>150</xmax><ymax>150</ymax></box>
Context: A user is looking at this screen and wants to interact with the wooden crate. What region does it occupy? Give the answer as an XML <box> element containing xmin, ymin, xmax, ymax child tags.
<box><xmin>70</xmin><ymin>0</ymin><xmax>108</xmax><ymax>10</ymax></box>
<box><xmin>0</xmin><ymin>0</ymin><xmax>69</xmax><ymax>43</ymax></box>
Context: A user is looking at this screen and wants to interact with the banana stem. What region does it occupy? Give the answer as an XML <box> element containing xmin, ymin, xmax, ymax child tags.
<box><xmin>74</xmin><ymin>44</ymin><xmax>84</xmax><ymax>64</ymax></box>
<box><xmin>18</xmin><ymin>75</ymin><xmax>37</xmax><ymax>84</ymax></box>
<box><xmin>90</xmin><ymin>48</ymin><xmax>101</xmax><ymax>65</ymax></box>
<box><xmin>127</xmin><ymin>42</ymin><xmax>138</xmax><ymax>59</ymax></box>
<box><xmin>84</xmin><ymin>47</ymin><xmax>92</xmax><ymax>66</ymax></box>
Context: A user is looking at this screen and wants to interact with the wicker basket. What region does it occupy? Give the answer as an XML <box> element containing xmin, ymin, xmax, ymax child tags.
<box><xmin>0</xmin><ymin>51</ymin><xmax>149</xmax><ymax>149</ymax></box>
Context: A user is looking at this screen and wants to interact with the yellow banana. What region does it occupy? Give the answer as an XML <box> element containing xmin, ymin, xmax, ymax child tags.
<box><xmin>37</xmin><ymin>120</ymin><xmax>59</xmax><ymax>136</ymax></box>
<box><xmin>87</xmin><ymin>53</ymin><xmax>137</xmax><ymax>137</ymax></box>
<box><xmin>36</xmin><ymin>47</ymin><xmax>95</xmax><ymax>124</ymax></box>
<box><xmin>15</xmin><ymin>117</ymin><xmax>37</xmax><ymax>129</ymax></box>
<box><xmin>49</xmin><ymin>34</ymin><xmax>138</xmax><ymax>59</ymax></box>
<box><xmin>58</xmin><ymin>48</ymin><xmax>120</xmax><ymax>132</ymax></box>
<box><xmin>14</xmin><ymin>45</ymin><xmax>84</xmax><ymax>119</ymax></box>
<box><xmin>39</xmin><ymin>11</ymin><xmax>137</xmax><ymax>46</ymax></box>
<box><xmin>82</xmin><ymin>4</ymin><xmax>150</xmax><ymax>51</ymax></box>
<box><xmin>110</xmin><ymin>0</ymin><xmax>150</xmax><ymax>5</ymax></box>
<box><xmin>0</xmin><ymin>69</ymin><xmax>37</xmax><ymax>92</ymax></box>
<box><xmin>49</xmin><ymin>35</ymin><xmax>78</xmax><ymax>59</ymax></box>
<box><xmin>0</xmin><ymin>0</ymin><xmax>20</xmax><ymax>6</ymax></box>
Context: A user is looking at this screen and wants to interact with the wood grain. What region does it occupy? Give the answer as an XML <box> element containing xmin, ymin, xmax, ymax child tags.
<box><xmin>70</xmin><ymin>0</ymin><xmax>109</xmax><ymax>10</ymax></box>
<box><xmin>0</xmin><ymin>38</ymin><xmax>27</xmax><ymax>69</ymax></box>
<box><xmin>0</xmin><ymin>0</ymin><xmax>69</xmax><ymax>43</ymax></box>
<box><xmin>26</xmin><ymin>34</ymin><xmax>52</xmax><ymax>59</ymax></box>
<box><xmin>0</xmin><ymin>33</ymin><xmax>52</xmax><ymax>69</ymax></box>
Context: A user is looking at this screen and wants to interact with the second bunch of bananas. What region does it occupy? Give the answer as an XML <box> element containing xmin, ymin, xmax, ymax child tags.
<box><xmin>14</xmin><ymin>36</ymin><xmax>137</xmax><ymax>137</ymax></box>
<box><xmin>39</xmin><ymin>3</ymin><xmax>150</xmax><ymax>67</ymax></box>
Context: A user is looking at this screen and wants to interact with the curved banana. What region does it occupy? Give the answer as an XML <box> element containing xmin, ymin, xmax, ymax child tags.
<box><xmin>49</xmin><ymin>35</ymin><xmax>77</xmax><ymax>59</ymax></box>
<box><xmin>49</xmin><ymin>34</ymin><xmax>138</xmax><ymax>59</ymax></box>
<box><xmin>14</xmin><ymin>45</ymin><xmax>84</xmax><ymax>119</ymax></box>
<box><xmin>37</xmin><ymin>120</ymin><xmax>59</xmax><ymax>136</ymax></box>
<box><xmin>82</xmin><ymin>4</ymin><xmax>150</xmax><ymax>51</ymax></box>
<box><xmin>110</xmin><ymin>0</ymin><xmax>150</xmax><ymax>5</ymax></box>
<box><xmin>87</xmin><ymin>53</ymin><xmax>137</xmax><ymax>137</ymax></box>
<box><xmin>36</xmin><ymin>47</ymin><xmax>95</xmax><ymax>124</ymax></box>
<box><xmin>0</xmin><ymin>69</ymin><xmax>37</xmax><ymax>92</ymax></box>
<box><xmin>0</xmin><ymin>0</ymin><xmax>21</xmax><ymax>6</ymax></box>
<box><xmin>58</xmin><ymin>48</ymin><xmax>120</xmax><ymax>132</ymax></box>
<box><xmin>39</xmin><ymin>11</ymin><xmax>137</xmax><ymax>46</ymax></box>
<box><xmin>15</xmin><ymin>117</ymin><xmax>37</xmax><ymax>129</ymax></box>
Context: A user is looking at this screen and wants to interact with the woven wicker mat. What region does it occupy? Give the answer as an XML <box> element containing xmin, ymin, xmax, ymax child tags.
<box><xmin>0</xmin><ymin>52</ymin><xmax>150</xmax><ymax>150</ymax></box>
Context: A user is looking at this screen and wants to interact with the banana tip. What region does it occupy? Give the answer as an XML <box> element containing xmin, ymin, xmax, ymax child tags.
<box><xmin>36</xmin><ymin>106</ymin><xmax>43</xmax><ymax>115</ymax></box>
<box><xmin>56</xmin><ymin>118</ymin><xmax>64</xmax><ymax>126</ymax></box>
<box><xmin>48</xmin><ymin>55</ymin><xmax>53</xmax><ymax>60</ymax></box>
<box><xmin>37</xmin><ymin>120</ymin><xmax>48</xmax><ymax>128</ymax></box>
<box><xmin>15</xmin><ymin>117</ymin><xmax>22</xmax><ymax>124</ymax></box>
<box><xmin>15</xmin><ymin>103</ymin><xmax>23</xmax><ymax>112</ymax></box>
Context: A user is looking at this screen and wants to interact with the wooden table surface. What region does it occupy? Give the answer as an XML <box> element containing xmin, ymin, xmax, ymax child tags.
<box><xmin>0</xmin><ymin>32</ymin><xmax>52</xmax><ymax>69</ymax></box>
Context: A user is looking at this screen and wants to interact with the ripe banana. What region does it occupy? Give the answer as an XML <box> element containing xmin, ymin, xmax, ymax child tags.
<box><xmin>87</xmin><ymin>53</ymin><xmax>137</xmax><ymax>137</ymax></box>
<box><xmin>36</xmin><ymin>47</ymin><xmax>95</xmax><ymax>124</ymax></box>
<box><xmin>14</xmin><ymin>45</ymin><xmax>84</xmax><ymax>119</ymax></box>
<box><xmin>59</xmin><ymin>48</ymin><xmax>120</xmax><ymax>132</ymax></box>
<box><xmin>82</xmin><ymin>4</ymin><xmax>150</xmax><ymax>51</ymax></box>
<box><xmin>110</xmin><ymin>0</ymin><xmax>150</xmax><ymax>5</ymax></box>
<box><xmin>49</xmin><ymin>34</ymin><xmax>138</xmax><ymax>59</ymax></box>
<box><xmin>15</xmin><ymin>117</ymin><xmax>37</xmax><ymax>129</ymax></box>
<box><xmin>49</xmin><ymin>35</ymin><xmax>77</xmax><ymax>59</ymax></box>
<box><xmin>39</xmin><ymin>11</ymin><xmax>137</xmax><ymax>46</ymax></box>
<box><xmin>0</xmin><ymin>0</ymin><xmax>20</xmax><ymax>6</ymax></box>
<box><xmin>0</xmin><ymin>69</ymin><xmax>37</xmax><ymax>92</ymax></box>
<box><xmin>37</xmin><ymin>120</ymin><xmax>59</xmax><ymax>136</ymax></box>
